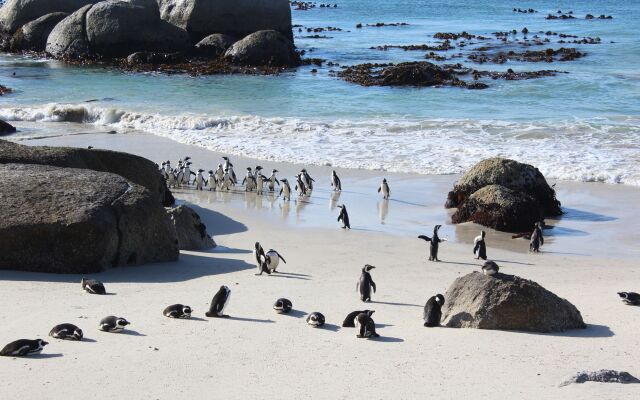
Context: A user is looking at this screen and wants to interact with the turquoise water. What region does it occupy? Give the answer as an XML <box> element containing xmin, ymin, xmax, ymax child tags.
<box><xmin>1</xmin><ymin>0</ymin><xmax>639</xmax><ymax>183</ymax></box>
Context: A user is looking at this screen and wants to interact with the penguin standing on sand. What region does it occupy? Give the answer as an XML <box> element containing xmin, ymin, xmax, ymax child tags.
<box><xmin>378</xmin><ymin>178</ymin><xmax>390</xmax><ymax>199</ymax></box>
<box><xmin>167</xmin><ymin>169</ymin><xmax>177</xmax><ymax>188</ymax></box>
<box><xmin>254</xmin><ymin>242</ymin><xmax>272</xmax><ymax>275</ymax></box>
<box><xmin>306</xmin><ymin>312</ymin><xmax>325</xmax><ymax>327</ymax></box>
<box><xmin>207</xmin><ymin>170</ymin><xmax>216</xmax><ymax>191</ymax></box>
<box><xmin>99</xmin><ymin>316</ymin><xmax>130</xmax><ymax>333</ymax></box>
<box><xmin>482</xmin><ymin>260</ymin><xmax>499</xmax><ymax>276</ymax></box>
<box><xmin>273</xmin><ymin>298</ymin><xmax>293</xmax><ymax>314</ymax></box>
<box><xmin>242</xmin><ymin>167</ymin><xmax>256</xmax><ymax>191</ymax></box>
<box><xmin>418</xmin><ymin>225</ymin><xmax>446</xmax><ymax>261</ymax></box>
<box><xmin>264</xmin><ymin>249</ymin><xmax>286</xmax><ymax>273</ymax></box>
<box><xmin>183</xmin><ymin>162</ymin><xmax>196</xmax><ymax>185</ymax></box>
<box><xmin>355</xmin><ymin>312</ymin><xmax>380</xmax><ymax>338</ymax></box>
<box><xmin>163</xmin><ymin>304</ymin><xmax>192</xmax><ymax>319</ymax></box>
<box><xmin>342</xmin><ymin>310</ymin><xmax>374</xmax><ymax>327</ymax></box>
<box><xmin>295</xmin><ymin>174</ymin><xmax>307</xmax><ymax>197</ymax></box>
<box><xmin>301</xmin><ymin>169</ymin><xmax>315</xmax><ymax>191</ymax></box>
<box><xmin>195</xmin><ymin>169</ymin><xmax>206</xmax><ymax>190</ymax></box>
<box><xmin>221</xmin><ymin>168</ymin><xmax>233</xmax><ymax>191</ymax></box>
<box><xmin>214</xmin><ymin>164</ymin><xmax>224</xmax><ymax>188</ymax></box>
<box><xmin>423</xmin><ymin>294</ymin><xmax>445</xmax><ymax>327</ymax></box>
<box><xmin>164</xmin><ymin>160</ymin><xmax>172</xmax><ymax>176</ymax></box>
<box><xmin>256</xmin><ymin>169</ymin><xmax>266</xmax><ymax>194</ymax></box>
<box><xmin>176</xmin><ymin>167</ymin><xmax>185</xmax><ymax>187</ymax></box>
<box><xmin>1</xmin><ymin>339</ymin><xmax>48</xmax><ymax>357</ymax></box>
<box><xmin>357</xmin><ymin>265</ymin><xmax>377</xmax><ymax>302</ymax></box>
<box><xmin>331</xmin><ymin>170</ymin><xmax>342</xmax><ymax>191</ymax></box>
<box><xmin>49</xmin><ymin>323</ymin><xmax>83</xmax><ymax>340</ymax></box>
<box><xmin>617</xmin><ymin>292</ymin><xmax>640</xmax><ymax>305</ymax></box>
<box><xmin>222</xmin><ymin>157</ymin><xmax>237</xmax><ymax>183</ymax></box>
<box><xmin>205</xmin><ymin>286</ymin><xmax>231</xmax><ymax>318</ymax></box>
<box><xmin>160</xmin><ymin>162</ymin><xmax>168</xmax><ymax>180</ymax></box>
<box><xmin>530</xmin><ymin>222</ymin><xmax>544</xmax><ymax>252</ymax></box>
<box><xmin>268</xmin><ymin>169</ymin><xmax>280</xmax><ymax>192</ymax></box>
<box><xmin>473</xmin><ymin>230</ymin><xmax>487</xmax><ymax>260</ymax></box>
<box><xmin>81</xmin><ymin>278</ymin><xmax>106</xmax><ymax>295</ymax></box>
<box><xmin>279</xmin><ymin>178</ymin><xmax>291</xmax><ymax>201</ymax></box>
<box><xmin>337</xmin><ymin>205</ymin><xmax>350</xmax><ymax>229</ymax></box>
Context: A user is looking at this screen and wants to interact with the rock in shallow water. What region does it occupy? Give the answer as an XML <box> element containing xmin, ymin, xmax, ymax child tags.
<box><xmin>9</xmin><ymin>11</ymin><xmax>68</xmax><ymax>51</ymax></box>
<box><xmin>0</xmin><ymin>120</ymin><xmax>17</xmax><ymax>135</ymax></box>
<box><xmin>0</xmin><ymin>0</ymin><xmax>97</xmax><ymax>33</ymax></box>
<box><xmin>224</xmin><ymin>30</ymin><xmax>299</xmax><ymax>67</ymax></box>
<box><xmin>195</xmin><ymin>33</ymin><xmax>237</xmax><ymax>57</ymax></box>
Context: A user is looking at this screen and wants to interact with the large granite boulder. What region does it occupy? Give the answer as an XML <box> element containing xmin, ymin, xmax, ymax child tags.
<box><xmin>446</xmin><ymin>158</ymin><xmax>561</xmax><ymax>216</ymax></box>
<box><xmin>224</xmin><ymin>30</ymin><xmax>299</xmax><ymax>67</ymax></box>
<box><xmin>0</xmin><ymin>139</ymin><xmax>174</xmax><ymax>206</ymax></box>
<box><xmin>442</xmin><ymin>272</ymin><xmax>586</xmax><ymax>333</ymax></box>
<box><xmin>0</xmin><ymin>0</ymin><xmax>97</xmax><ymax>33</ymax></box>
<box><xmin>451</xmin><ymin>184</ymin><xmax>543</xmax><ymax>232</ymax></box>
<box><xmin>0</xmin><ymin>120</ymin><xmax>16</xmax><ymax>135</ymax></box>
<box><xmin>194</xmin><ymin>33</ymin><xmax>236</xmax><ymax>57</ymax></box>
<box><xmin>0</xmin><ymin>163</ymin><xmax>178</xmax><ymax>273</ymax></box>
<box><xmin>46</xmin><ymin>0</ymin><xmax>189</xmax><ymax>58</ymax></box>
<box><xmin>9</xmin><ymin>12</ymin><xmax>68</xmax><ymax>51</ymax></box>
<box><xmin>167</xmin><ymin>205</ymin><xmax>216</xmax><ymax>250</ymax></box>
<box><xmin>157</xmin><ymin>0</ymin><xmax>292</xmax><ymax>42</ymax></box>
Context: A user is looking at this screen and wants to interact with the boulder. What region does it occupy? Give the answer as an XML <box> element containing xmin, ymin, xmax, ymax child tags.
<box><xmin>126</xmin><ymin>51</ymin><xmax>184</xmax><ymax>65</ymax></box>
<box><xmin>194</xmin><ymin>33</ymin><xmax>236</xmax><ymax>57</ymax></box>
<box><xmin>0</xmin><ymin>139</ymin><xmax>174</xmax><ymax>206</ymax></box>
<box><xmin>0</xmin><ymin>163</ymin><xmax>178</xmax><ymax>273</ymax></box>
<box><xmin>157</xmin><ymin>0</ymin><xmax>292</xmax><ymax>42</ymax></box>
<box><xmin>442</xmin><ymin>272</ymin><xmax>586</xmax><ymax>333</ymax></box>
<box><xmin>0</xmin><ymin>120</ymin><xmax>16</xmax><ymax>135</ymax></box>
<box><xmin>224</xmin><ymin>30</ymin><xmax>299</xmax><ymax>67</ymax></box>
<box><xmin>559</xmin><ymin>370</ymin><xmax>640</xmax><ymax>387</ymax></box>
<box><xmin>0</xmin><ymin>0</ymin><xmax>97</xmax><ymax>33</ymax></box>
<box><xmin>45</xmin><ymin>4</ymin><xmax>92</xmax><ymax>58</ymax></box>
<box><xmin>9</xmin><ymin>12</ymin><xmax>68</xmax><ymax>51</ymax></box>
<box><xmin>167</xmin><ymin>205</ymin><xmax>216</xmax><ymax>250</ymax></box>
<box><xmin>445</xmin><ymin>157</ymin><xmax>561</xmax><ymax>216</ymax></box>
<box><xmin>451</xmin><ymin>184</ymin><xmax>543</xmax><ymax>232</ymax></box>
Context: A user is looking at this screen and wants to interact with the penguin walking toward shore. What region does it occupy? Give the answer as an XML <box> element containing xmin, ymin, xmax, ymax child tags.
<box><xmin>530</xmin><ymin>222</ymin><xmax>544</xmax><ymax>252</ymax></box>
<box><xmin>221</xmin><ymin>168</ymin><xmax>233</xmax><ymax>191</ymax></box>
<box><xmin>295</xmin><ymin>174</ymin><xmax>307</xmax><ymax>197</ymax></box>
<box><xmin>355</xmin><ymin>312</ymin><xmax>380</xmax><ymax>338</ymax></box>
<box><xmin>254</xmin><ymin>242</ymin><xmax>271</xmax><ymax>275</ymax></box>
<box><xmin>256</xmin><ymin>170</ymin><xmax>266</xmax><ymax>194</ymax></box>
<box><xmin>242</xmin><ymin>167</ymin><xmax>256</xmax><ymax>191</ymax></box>
<box><xmin>306</xmin><ymin>312</ymin><xmax>325</xmax><ymax>327</ymax></box>
<box><xmin>176</xmin><ymin>167</ymin><xmax>185</xmax><ymax>187</ymax></box>
<box><xmin>418</xmin><ymin>225</ymin><xmax>446</xmax><ymax>261</ymax></box>
<box><xmin>378</xmin><ymin>178</ymin><xmax>390</xmax><ymax>199</ymax></box>
<box><xmin>337</xmin><ymin>205</ymin><xmax>350</xmax><ymax>229</ymax></box>
<box><xmin>268</xmin><ymin>169</ymin><xmax>280</xmax><ymax>192</ymax></box>
<box><xmin>273</xmin><ymin>298</ymin><xmax>293</xmax><ymax>314</ymax></box>
<box><xmin>195</xmin><ymin>169</ymin><xmax>206</xmax><ymax>190</ymax></box>
<box><xmin>164</xmin><ymin>160</ymin><xmax>172</xmax><ymax>176</ymax></box>
<box><xmin>482</xmin><ymin>261</ymin><xmax>500</xmax><ymax>276</ymax></box>
<box><xmin>222</xmin><ymin>157</ymin><xmax>237</xmax><ymax>183</ymax></box>
<box><xmin>423</xmin><ymin>294</ymin><xmax>445</xmax><ymax>327</ymax></box>
<box><xmin>99</xmin><ymin>316</ymin><xmax>130</xmax><ymax>333</ymax></box>
<box><xmin>49</xmin><ymin>323</ymin><xmax>83</xmax><ymax>341</ymax></box>
<box><xmin>81</xmin><ymin>278</ymin><xmax>106</xmax><ymax>295</ymax></box>
<box><xmin>473</xmin><ymin>230</ymin><xmax>487</xmax><ymax>260</ymax></box>
<box><xmin>214</xmin><ymin>164</ymin><xmax>224</xmax><ymax>188</ymax></box>
<box><xmin>357</xmin><ymin>265</ymin><xmax>377</xmax><ymax>302</ymax></box>
<box><xmin>279</xmin><ymin>178</ymin><xmax>292</xmax><ymax>201</ymax></box>
<box><xmin>167</xmin><ymin>169</ymin><xmax>177</xmax><ymax>188</ymax></box>
<box><xmin>617</xmin><ymin>292</ymin><xmax>640</xmax><ymax>305</ymax></box>
<box><xmin>1</xmin><ymin>339</ymin><xmax>48</xmax><ymax>357</ymax></box>
<box><xmin>163</xmin><ymin>304</ymin><xmax>192</xmax><ymax>319</ymax></box>
<box><xmin>207</xmin><ymin>170</ymin><xmax>216</xmax><ymax>190</ymax></box>
<box><xmin>206</xmin><ymin>286</ymin><xmax>231</xmax><ymax>318</ymax></box>
<box><xmin>331</xmin><ymin>170</ymin><xmax>342</xmax><ymax>191</ymax></box>
<box><xmin>342</xmin><ymin>310</ymin><xmax>374</xmax><ymax>328</ymax></box>
<box><xmin>301</xmin><ymin>169</ymin><xmax>315</xmax><ymax>191</ymax></box>
<box><xmin>184</xmin><ymin>162</ymin><xmax>196</xmax><ymax>185</ymax></box>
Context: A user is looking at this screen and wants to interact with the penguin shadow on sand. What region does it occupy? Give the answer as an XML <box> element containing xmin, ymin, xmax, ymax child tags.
<box><xmin>319</xmin><ymin>323</ymin><xmax>341</xmax><ymax>332</ymax></box>
<box><xmin>369</xmin><ymin>300</ymin><xmax>423</xmax><ymax>308</ymax></box>
<box><xmin>264</xmin><ymin>272</ymin><xmax>312</xmax><ymax>281</ymax></box>
<box><xmin>281</xmin><ymin>309</ymin><xmax>307</xmax><ymax>319</ymax></box>
<box><xmin>117</xmin><ymin>329</ymin><xmax>146</xmax><ymax>337</ymax></box>
<box><xmin>29</xmin><ymin>353</ymin><xmax>64</xmax><ymax>359</ymax></box>
<box><xmin>226</xmin><ymin>316</ymin><xmax>274</xmax><ymax>324</ymax></box>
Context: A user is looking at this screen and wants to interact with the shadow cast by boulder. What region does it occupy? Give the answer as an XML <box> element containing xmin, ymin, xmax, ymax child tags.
<box><xmin>187</xmin><ymin>204</ymin><xmax>248</xmax><ymax>236</ymax></box>
<box><xmin>211</xmin><ymin>246</ymin><xmax>252</xmax><ymax>254</ymax></box>
<box><xmin>528</xmin><ymin>324</ymin><xmax>614</xmax><ymax>338</ymax></box>
<box><xmin>560</xmin><ymin>208</ymin><xmax>617</xmax><ymax>222</ymax></box>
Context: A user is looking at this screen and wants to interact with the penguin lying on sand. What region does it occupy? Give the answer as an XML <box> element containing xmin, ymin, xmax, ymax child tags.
<box><xmin>618</xmin><ymin>292</ymin><xmax>640</xmax><ymax>305</ymax></box>
<box><xmin>342</xmin><ymin>310</ymin><xmax>374</xmax><ymax>327</ymax></box>
<box><xmin>306</xmin><ymin>312</ymin><xmax>325</xmax><ymax>327</ymax></box>
<box><xmin>0</xmin><ymin>339</ymin><xmax>48</xmax><ymax>357</ymax></box>
<box><xmin>81</xmin><ymin>278</ymin><xmax>106</xmax><ymax>295</ymax></box>
<box><xmin>49</xmin><ymin>323</ymin><xmax>83</xmax><ymax>340</ymax></box>
<box><xmin>273</xmin><ymin>298</ymin><xmax>293</xmax><ymax>314</ymax></box>
<box><xmin>482</xmin><ymin>261</ymin><xmax>499</xmax><ymax>276</ymax></box>
<box><xmin>163</xmin><ymin>304</ymin><xmax>192</xmax><ymax>319</ymax></box>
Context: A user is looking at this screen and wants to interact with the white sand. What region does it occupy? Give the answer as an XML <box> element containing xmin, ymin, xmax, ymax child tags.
<box><xmin>1</xmin><ymin>132</ymin><xmax>639</xmax><ymax>399</ymax></box>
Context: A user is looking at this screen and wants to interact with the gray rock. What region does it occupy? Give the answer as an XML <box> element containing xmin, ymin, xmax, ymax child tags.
<box><xmin>0</xmin><ymin>163</ymin><xmax>178</xmax><ymax>274</ymax></box>
<box><xmin>9</xmin><ymin>12</ymin><xmax>68</xmax><ymax>51</ymax></box>
<box><xmin>158</xmin><ymin>0</ymin><xmax>292</xmax><ymax>42</ymax></box>
<box><xmin>45</xmin><ymin>4</ymin><xmax>92</xmax><ymax>58</ymax></box>
<box><xmin>194</xmin><ymin>33</ymin><xmax>236</xmax><ymax>57</ymax></box>
<box><xmin>0</xmin><ymin>0</ymin><xmax>97</xmax><ymax>33</ymax></box>
<box><xmin>126</xmin><ymin>51</ymin><xmax>184</xmax><ymax>65</ymax></box>
<box><xmin>167</xmin><ymin>205</ymin><xmax>216</xmax><ymax>250</ymax></box>
<box><xmin>559</xmin><ymin>370</ymin><xmax>640</xmax><ymax>387</ymax></box>
<box><xmin>451</xmin><ymin>184</ymin><xmax>543</xmax><ymax>232</ymax></box>
<box><xmin>0</xmin><ymin>120</ymin><xmax>16</xmax><ymax>135</ymax></box>
<box><xmin>442</xmin><ymin>272</ymin><xmax>586</xmax><ymax>332</ymax></box>
<box><xmin>224</xmin><ymin>30</ymin><xmax>299</xmax><ymax>67</ymax></box>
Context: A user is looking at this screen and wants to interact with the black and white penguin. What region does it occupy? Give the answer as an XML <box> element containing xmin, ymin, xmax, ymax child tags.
<box><xmin>205</xmin><ymin>286</ymin><xmax>231</xmax><ymax>318</ymax></box>
<box><xmin>256</xmin><ymin>168</ymin><xmax>266</xmax><ymax>194</ymax></box>
<box><xmin>166</xmin><ymin>169</ymin><xmax>177</xmax><ymax>188</ymax></box>
<box><xmin>357</xmin><ymin>265</ymin><xmax>377</xmax><ymax>302</ymax></box>
<box><xmin>378</xmin><ymin>178</ymin><xmax>390</xmax><ymax>199</ymax></box>
<box><xmin>482</xmin><ymin>260</ymin><xmax>499</xmax><ymax>276</ymax></box>
<box><xmin>423</xmin><ymin>294</ymin><xmax>445</xmax><ymax>327</ymax></box>
<box><xmin>81</xmin><ymin>278</ymin><xmax>106</xmax><ymax>295</ymax></box>
<box><xmin>183</xmin><ymin>162</ymin><xmax>196</xmax><ymax>185</ymax></box>
<box><xmin>473</xmin><ymin>230</ymin><xmax>487</xmax><ymax>260</ymax></box>
<box><xmin>331</xmin><ymin>170</ymin><xmax>342</xmax><ymax>191</ymax></box>
<box><xmin>306</xmin><ymin>312</ymin><xmax>325</xmax><ymax>327</ymax></box>
<box><xmin>214</xmin><ymin>164</ymin><xmax>224</xmax><ymax>188</ymax></box>
<box><xmin>342</xmin><ymin>310</ymin><xmax>374</xmax><ymax>328</ymax></box>
<box><xmin>279</xmin><ymin>178</ymin><xmax>291</xmax><ymax>201</ymax></box>
<box><xmin>0</xmin><ymin>339</ymin><xmax>48</xmax><ymax>357</ymax></box>
<box><xmin>99</xmin><ymin>316</ymin><xmax>130</xmax><ymax>333</ymax></box>
<box><xmin>273</xmin><ymin>298</ymin><xmax>293</xmax><ymax>314</ymax></box>
<box><xmin>163</xmin><ymin>304</ymin><xmax>193</xmax><ymax>319</ymax></box>
<box><xmin>207</xmin><ymin>170</ymin><xmax>216</xmax><ymax>191</ymax></box>
<box><xmin>295</xmin><ymin>174</ymin><xmax>307</xmax><ymax>196</ymax></box>
<box><xmin>242</xmin><ymin>167</ymin><xmax>256</xmax><ymax>191</ymax></box>
<box><xmin>222</xmin><ymin>156</ymin><xmax>237</xmax><ymax>183</ymax></box>
<box><xmin>355</xmin><ymin>312</ymin><xmax>380</xmax><ymax>338</ymax></box>
<box><xmin>160</xmin><ymin>162</ymin><xmax>168</xmax><ymax>180</ymax></box>
<box><xmin>254</xmin><ymin>242</ymin><xmax>267</xmax><ymax>271</ymax></box>
<box><xmin>617</xmin><ymin>292</ymin><xmax>640</xmax><ymax>306</ymax></box>
<box><xmin>176</xmin><ymin>167</ymin><xmax>185</xmax><ymax>187</ymax></box>
<box><xmin>418</xmin><ymin>225</ymin><xmax>446</xmax><ymax>261</ymax></box>
<box><xmin>264</xmin><ymin>249</ymin><xmax>286</xmax><ymax>273</ymax></box>
<box><xmin>301</xmin><ymin>169</ymin><xmax>315</xmax><ymax>191</ymax></box>
<box><xmin>530</xmin><ymin>222</ymin><xmax>544</xmax><ymax>252</ymax></box>
<box><xmin>337</xmin><ymin>204</ymin><xmax>350</xmax><ymax>229</ymax></box>
<box><xmin>268</xmin><ymin>169</ymin><xmax>280</xmax><ymax>192</ymax></box>
<box><xmin>195</xmin><ymin>169</ymin><xmax>206</xmax><ymax>190</ymax></box>
<box><xmin>49</xmin><ymin>323</ymin><xmax>83</xmax><ymax>340</ymax></box>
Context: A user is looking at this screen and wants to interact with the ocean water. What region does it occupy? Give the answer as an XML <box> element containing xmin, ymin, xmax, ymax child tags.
<box><xmin>1</xmin><ymin>0</ymin><xmax>639</xmax><ymax>184</ymax></box>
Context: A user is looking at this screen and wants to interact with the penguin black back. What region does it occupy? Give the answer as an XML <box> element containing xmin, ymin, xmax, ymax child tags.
<box><xmin>423</xmin><ymin>294</ymin><xmax>445</xmax><ymax>327</ymax></box>
<box><xmin>342</xmin><ymin>310</ymin><xmax>374</xmax><ymax>327</ymax></box>
<box><xmin>338</xmin><ymin>205</ymin><xmax>350</xmax><ymax>229</ymax></box>
<box><xmin>1</xmin><ymin>339</ymin><xmax>48</xmax><ymax>357</ymax></box>
<box><xmin>357</xmin><ymin>265</ymin><xmax>376</xmax><ymax>302</ymax></box>
<box><xmin>356</xmin><ymin>312</ymin><xmax>380</xmax><ymax>338</ymax></box>
<box><xmin>206</xmin><ymin>286</ymin><xmax>231</xmax><ymax>318</ymax></box>
<box><xmin>49</xmin><ymin>323</ymin><xmax>83</xmax><ymax>340</ymax></box>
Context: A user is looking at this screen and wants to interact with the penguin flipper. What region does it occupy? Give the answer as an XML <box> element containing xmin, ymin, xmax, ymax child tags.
<box><xmin>371</xmin><ymin>281</ymin><xmax>376</xmax><ymax>293</ymax></box>
<box><xmin>418</xmin><ymin>235</ymin><xmax>432</xmax><ymax>242</ymax></box>
<box><xmin>275</xmin><ymin>252</ymin><xmax>287</xmax><ymax>264</ymax></box>
<box><xmin>377</xmin><ymin>187</ymin><xmax>381</xmax><ymax>193</ymax></box>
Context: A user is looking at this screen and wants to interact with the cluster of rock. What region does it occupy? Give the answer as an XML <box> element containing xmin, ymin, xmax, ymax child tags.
<box><xmin>446</xmin><ymin>158</ymin><xmax>562</xmax><ymax>232</ymax></box>
<box><xmin>0</xmin><ymin>139</ymin><xmax>215</xmax><ymax>274</ymax></box>
<box><xmin>559</xmin><ymin>370</ymin><xmax>640</xmax><ymax>386</ymax></box>
<box><xmin>0</xmin><ymin>0</ymin><xmax>299</xmax><ymax>69</ymax></box>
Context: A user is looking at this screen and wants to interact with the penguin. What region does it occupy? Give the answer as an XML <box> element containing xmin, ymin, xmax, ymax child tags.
<box><xmin>423</xmin><ymin>294</ymin><xmax>445</xmax><ymax>327</ymax></box>
<box><xmin>0</xmin><ymin>339</ymin><xmax>48</xmax><ymax>357</ymax></box>
<box><xmin>184</xmin><ymin>162</ymin><xmax>196</xmax><ymax>185</ymax></box>
<box><xmin>482</xmin><ymin>260</ymin><xmax>499</xmax><ymax>276</ymax></box>
<box><xmin>273</xmin><ymin>298</ymin><xmax>293</xmax><ymax>314</ymax></box>
<box><xmin>176</xmin><ymin>167</ymin><xmax>185</xmax><ymax>187</ymax></box>
<box><xmin>167</xmin><ymin>169</ymin><xmax>177</xmax><ymax>188</ymax></box>
<box><xmin>418</xmin><ymin>225</ymin><xmax>446</xmax><ymax>261</ymax></box>
<box><xmin>99</xmin><ymin>316</ymin><xmax>130</xmax><ymax>333</ymax></box>
<box><xmin>473</xmin><ymin>230</ymin><xmax>487</xmax><ymax>260</ymax></box>
<box><xmin>207</xmin><ymin>170</ymin><xmax>216</xmax><ymax>191</ymax></box>
<box><xmin>279</xmin><ymin>178</ymin><xmax>292</xmax><ymax>201</ymax></box>
<box><xmin>254</xmin><ymin>166</ymin><xmax>263</xmax><ymax>180</ymax></box>
<box><xmin>268</xmin><ymin>169</ymin><xmax>280</xmax><ymax>192</ymax></box>
<box><xmin>163</xmin><ymin>304</ymin><xmax>192</xmax><ymax>319</ymax></box>
<box><xmin>378</xmin><ymin>178</ymin><xmax>390</xmax><ymax>199</ymax></box>
<box><xmin>195</xmin><ymin>169</ymin><xmax>206</xmax><ymax>190</ymax></box>
<box><xmin>81</xmin><ymin>278</ymin><xmax>106</xmax><ymax>295</ymax></box>
<box><xmin>160</xmin><ymin>162</ymin><xmax>168</xmax><ymax>180</ymax></box>
<box><xmin>355</xmin><ymin>312</ymin><xmax>379</xmax><ymax>338</ymax></box>
<box><xmin>49</xmin><ymin>323</ymin><xmax>83</xmax><ymax>341</ymax></box>
<box><xmin>617</xmin><ymin>292</ymin><xmax>640</xmax><ymax>306</ymax></box>
<box><xmin>342</xmin><ymin>310</ymin><xmax>374</xmax><ymax>328</ymax></box>
<box><xmin>337</xmin><ymin>204</ymin><xmax>350</xmax><ymax>229</ymax></box>
<box><xmin>221</xmin><ymin>168</ymin><xmax>233</xmax><ymax>191</ymax></box>
<box><xmin>256</xmin><ymin>170</ymin><xmax>266</xmax><ymax>195</ymax></box>
<box><xmin>242</xmin><ymin>167</ymin><xmax>256</xmax><ymax>191</ymax></box>
<box><xmin>301</xmin><ymin>169</ymin><xmax>315</xmax><ymax>191</ymax></box>
<box><xmin>205</xmin><ymin>286</ymin><xmax>231</xmax><ymax>318</ymax></box>
<box><xmin>164</xmin><ymin>160</ymin><xmax>172</xmax><ymax>175</ymax></box>
<box><xmin>530</xmin><ymin>222</ymin><xmax>544</xmax><ymax>252</ymax></box>
<box><xmin>254</xmin><ymin>242</ymin><xmax>271</xmax><ymax>275</ymax></box>
<box><xmin>306</xmin><ymin>312</ymin><xmax>325</xmax><ymax>327</ymax></box>
<box><xmin>222</xmin><ymin>157</ymin><xmax>237</xmax><ymax>183</ymax></box>
<box><xmin>264</xmin><ymin>249</ymin><xmax>286</xmax><ymax>273</ymax></box>
<box><xmin>295</xmin><ymin>174</ymin><xmax>307</xmax><ymax>196</ymax></box>
<box><xmin>356</xmin><ymin>264</ymin><xmax>376</xmax><ymax>302</ymax></box>
<box><xmin>331</xmin><ymin>170</ymin><xmax>342</xmax><ymax>191</ymax></box>
<box><xmin>214</xmin><ymin>164</ymin><xmax>225</xmax><ymax>188</ymax></box>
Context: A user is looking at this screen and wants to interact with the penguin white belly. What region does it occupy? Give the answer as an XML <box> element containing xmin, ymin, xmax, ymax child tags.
<box><xmin>220</xmin><ymin>293</ymin><xmax>231</xmax><ymax>315</ymax></box>
<box><xmin>265</xmin><ymin>251</ymin><xmax>280</xmax><ymax>270</ymax></box>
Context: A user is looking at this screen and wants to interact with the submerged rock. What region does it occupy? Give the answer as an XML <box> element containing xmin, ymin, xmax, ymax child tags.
<box><xmin>559</xmin><ymin>370</ymin><xmax>640</xmax><ymax>387</ymax></box>
<box><xmin>195</xmin><ymin>33</ymin><xmax>237</xmax><ymax>57</ymax></box>
<box><xmin>224</xmin><ymin>30</ymin><xmax>299</xmax><ymax>67</ymax></box>
<box><xmin>9</xmin><ymin>11</ymin><xmax>67</xmax><ymax>51</ymax></box>
<box><xmin>167</xmin><ymin>205</ymin><xmax>216</xmax><ymax>250</ymax></box>
<box><xmin>126</xmin><ymin>51</ymin><xmax>184</xmax><ymax>65</ymax></box>
<box><xmin>0</xmin><ymin>0</ymin><xmax>98</xmax><ymax>33</ymax></box>
<box><xmin>338</xmin><ymin>61</ymin><xmax>466</xmax><ymax>88</ymax></box>
<box><xmin>0</xmin><ymin>120</ymin><xmax>17</xmax><ymax>135</ymax></box>
<box><xmin>442</xmin><ymin>272</ymin><xmax>586</xmax><ymax>332</ymax></box>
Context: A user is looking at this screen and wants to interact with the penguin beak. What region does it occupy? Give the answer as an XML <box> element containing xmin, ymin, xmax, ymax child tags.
<box><xmin>42</xmin><ymin>341</ymin><xmax>49</xmax><ymax>346</ymax></box>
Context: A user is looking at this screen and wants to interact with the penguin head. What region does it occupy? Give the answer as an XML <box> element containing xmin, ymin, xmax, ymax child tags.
<box><xmin>363</xmin><ymin>264</ymin><xmax>376</xmax><ymax>272</ymax></box>
<box><xmin>223</xmin><ymin>157</ymin><xmax>228</xmax><ymax>160</ymax></box>
<box><xmin>80</xmin><ymin>277</ymin><xmax>87</xmax><ymax>287</ymax></box>
<box><xmin>72</xmin><ymin>328</ymin><xmax>84</xmax><ymax>340</ymax></box>
<box><xmin>434</xmin><ymin>225</ymin><xmax>442</xmax><ymax>234</ymax></box>
<box><xmin>481</xmin><ymin>230</ymin><xmax>486</xmax><ymax>238</ymax></box>
<box><xmin>208</xmin><ymin>170</ymin><xmax>213</xmax><ymax>174</ymax></box>
<box><xmin>218</xmin><ymin>164</ymin><xmax>222</xmax><ymax>168</ymax></box>
<box><xmin>184</xmin><ymin>157</ymin><xmax>191</xmax><ymax>161</ymax></box>
<box><xmin>281</xmin><ymin>178</ymin><xmax>288</xmax><ymax>182</ymax></box>
<box><xmin>272</xmin><ymin>169</ymin><xmax>278</xmax><ymax>173</ymax></box>
<box><xmin>365</xmin><ymin>310</ymin><xmax>375</xmax><ymax>316</ymax></box>
<box><xmin>198</xmin><ymin>169</ymin><xmax>204</xmax><ymax>173</ymax></box>
<box><xmin>256</xmin><ymin>166</ymin><xmax>263</xmax><ymax>170</ymax></box>
<box><xmin>221</xmin><ymin>285</ymin><xmax>230</xmax><ymax>295</ymax></box>
<box><xmin>187</xmin><ymin>162</ymin><xmax>192</xmax><ymax>166</ymax></box>
<box><xmin>383</xmin><ymin>178</ymin><xmax>387</xmax><ymax>183</ymax></box>
<box><xmin>182</xmin><ymin>306</ymin><xmax>192</xmax><ymax>316</ymax></box>
<box><xmin>116</xmin><ymin>318</ymin><xmax>130</xmax><ymax>327</ymax></box>
<box><xmin>37</xmin><ymin>339</ymin><xmax>49</xmax><ymax>347</ymax></box>
<box><xmin>247</xmin><ymin>167</ymin><xmax>252</xmax><ymax>171</ymax></box>
<box><xmin>435</xmin><ymin>294</ymin><xmax>445</xmax><ymax>305</ymax></box>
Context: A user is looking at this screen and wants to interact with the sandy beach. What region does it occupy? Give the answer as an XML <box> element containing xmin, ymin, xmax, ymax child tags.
<box><xmin>0</xmin><ymin>131</ymin><xmax>639</xmax><ymax>399</ymax></box>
